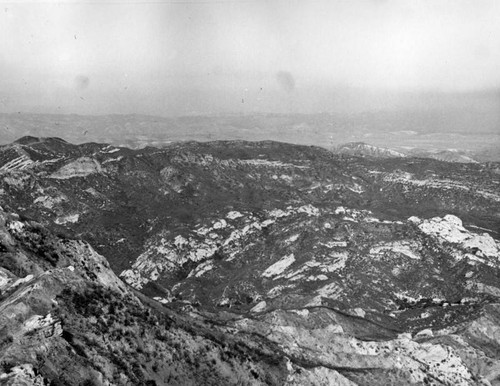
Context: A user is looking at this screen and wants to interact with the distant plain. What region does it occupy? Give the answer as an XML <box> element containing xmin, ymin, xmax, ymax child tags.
<box><xmin>1</xmin><ymin>95</ymin><xmax>499</xmax><ymax>162</ymax></box>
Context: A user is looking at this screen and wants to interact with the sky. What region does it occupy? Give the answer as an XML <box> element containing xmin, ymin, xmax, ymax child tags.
<box><xmin>0</xmin><ymin>0</ymin><xmax>499</xmax><ymax>116</ymax></box>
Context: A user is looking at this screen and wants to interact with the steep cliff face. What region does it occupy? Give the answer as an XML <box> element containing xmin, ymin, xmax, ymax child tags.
<box><xmin>1</xmin><ymin>138</ymin><xmax>500</xmax><ymax>385</ymax></box>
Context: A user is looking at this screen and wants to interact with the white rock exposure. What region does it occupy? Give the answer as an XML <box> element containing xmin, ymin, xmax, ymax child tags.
<box><xmin>409</xmin><ymin>215</ymin><xmax>500</xmax><ymax>261</ymax></box>
<box><xmin>49</xmin><ymin>157</ymin><xmax>103</xmax><ymax>179</ymax></box>
<box><xmin>262</xmin><ymin>254</ymin><xmax>296</xmax><ymax>278</ymax></box>
<box><xmin>121</xmin><ymin>206</ymin><xmax>324</xmax><ymax>288</ymax></box>
<box><xmin>385</xmin><ymin>173</ymin><xmax>500</xmax><ymax>202</ymax></box>
<box><xmin>250</xmin><ymin>300</ymin><xmax>267</xmax><ymax>313</ymax></box>
<box><xmin>226</xmin><ymin>211</ymin><xmax>243</xmax><ymax>220</ymax></box>
<box><xmin>33</xmin><ymin>195</ymin><xmax>66</xmax><ymax>209</ymax></box>
<box><xmin>370</xmin><ymin>241</ymin><xmax>421</xmax><ymax>260</ymax></box>
<box><xmin>55</xmin><ymin>214</ymin><xmax>79</xmax><ymax>225</ymax></box>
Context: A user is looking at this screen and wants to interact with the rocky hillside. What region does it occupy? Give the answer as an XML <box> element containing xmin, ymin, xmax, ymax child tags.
<box><xmin>3</xmin><ymin>205</ymin><xmax>500</xmax><ymax>385</ymax></box>
<box><xmin>1</xmin><ymin>137</ymin><xmax>500</xmax><ymax>385</ymax></box>
<box><xmin>0</xmin><ymin>206</ymin><xmax>297</xmax><ymax>385</ymax></box>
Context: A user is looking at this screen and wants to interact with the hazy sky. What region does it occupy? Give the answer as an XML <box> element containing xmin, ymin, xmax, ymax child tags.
<box><xmin>1</xmin><ymin>0</ymin><xmax>499</xmax><ymax>115</ymax></box>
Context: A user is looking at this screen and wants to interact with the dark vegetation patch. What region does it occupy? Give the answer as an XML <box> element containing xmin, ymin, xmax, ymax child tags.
<box><xmin>52</xmin><ymin>284</ymin><xmax>287</xmax><ymax>385</ymax></box>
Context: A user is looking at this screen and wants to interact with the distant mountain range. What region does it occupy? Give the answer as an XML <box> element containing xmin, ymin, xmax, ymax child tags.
<box><xmin>1</xmin><ymin>112</ymin><xmax>499</xmax><ymax>162</ymax></box>
<box><xmin>332</xmin><ymin>141</ymin><xmax>481</xmax><ymax>163</ymax></box>
<box><xmin>333</xmin><ymin>142</ymin><xmax>408</xmax><ymax>158</ymax></box>
<box><xmin>1</xmin><ymin>136</ymin><xmax>500</xmax><ymax>385</ymax></box>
